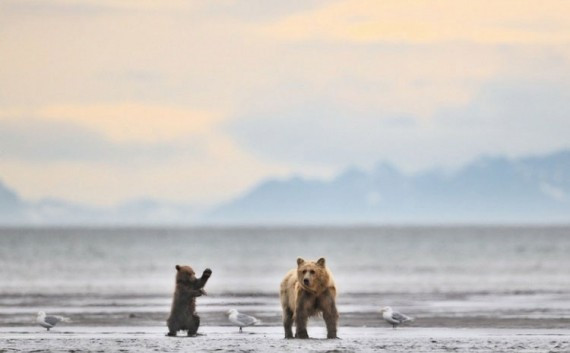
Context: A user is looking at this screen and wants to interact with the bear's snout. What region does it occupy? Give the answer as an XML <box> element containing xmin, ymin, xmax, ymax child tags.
<box><xmin>303</xmin><ymin>278</ymin><xmax>310</xmax><ymax>285</ymax></box>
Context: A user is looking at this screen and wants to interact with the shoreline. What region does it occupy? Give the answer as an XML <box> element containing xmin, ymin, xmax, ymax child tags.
<box><xmin>3</xmin><ymin>291</ymin><xmax>570</xmax><ymax>329</ymax></box>
<box><xmin>2</xmin><ymin>326</ymin><xmax>569</xmax><ymax>353</ymax></box>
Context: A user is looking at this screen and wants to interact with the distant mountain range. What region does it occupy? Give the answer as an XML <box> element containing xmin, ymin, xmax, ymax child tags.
<box><xmin>207</xmin><ymin>150</ymin><xmax>570</xmax><ymax>224</ymax></box>
<box><xmin>1</xmin><ymin>150</ymin><xmax>570</xmax><ymax>225</ymax></box>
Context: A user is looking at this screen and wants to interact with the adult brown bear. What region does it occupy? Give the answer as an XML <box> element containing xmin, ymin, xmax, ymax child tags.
<box><xmin>280</xmin><ymin>257</ymin><xmax>338</xmax><ymax>339</ymax></box>
<box><xmin>166</xmin><ymin>265</ymin><xmax>212</xmax><ymax>337</ymax></box>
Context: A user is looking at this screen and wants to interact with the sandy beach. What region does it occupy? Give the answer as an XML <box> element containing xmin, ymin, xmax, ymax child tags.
<box><xmin>2</xmin><ymin>326</ymin><xmax>570</xmax><ymax>353</ymax></box>
<box><xmin>2</xmin><ymin>291</ymin><xmax>570</xmax><ymax>352</ymax></box>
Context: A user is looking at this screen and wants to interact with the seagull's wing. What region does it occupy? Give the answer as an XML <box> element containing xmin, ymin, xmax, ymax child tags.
<box><xmin>37</xmin><ymin>320</ymin><xmax>53</xmax><ymax>328</ymax></box>
<box><xmin>383</xmin><ymin>313</ymin><xmax>399</xmax><ymax>324</ymax></box>
<box><xmin>235</xmin><ymin>313</ymin><xmax>259</xmax><ymax>326</ymax></box>
<box><xmin>44</xmin><ymin>316</ymin><xmax>62</xmax><ymax>326</ymax></box>
<box><xmin>392</xmin><ymin>312</ymin><xmax>412</xmax><ymax>323</ymax></box>
<box><xmin>44</xmin><ymin>315</ymin><xmax>70</xmax><ymax>325</ymax></box>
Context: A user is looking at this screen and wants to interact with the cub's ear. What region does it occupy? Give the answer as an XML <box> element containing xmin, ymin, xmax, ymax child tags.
<box><xmin>317</xmin><ymin>258</ymin><xmax>326</xmax><ymax>267</ymax></box>
<box><xmin>175</xmin><ymin>265</ymin><xmax>181</xmax><ymax>271</ymax></box>
<box><xmin>297</xmin><ymin>257</ymin><xmax>305</xmax><ymax>266</ymax></box>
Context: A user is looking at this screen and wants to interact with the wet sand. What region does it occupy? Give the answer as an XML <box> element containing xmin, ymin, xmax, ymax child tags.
<box><xmin>3</xmin><ymin>291</ymin><xmax>570</xmax><ymax>329</ymax></box>
<box><xmin>2</xmin><ymin>326</ymin><xmax>570</xmax><ymax>353</ymax></box>
<box><xmin>3</xmin><ymin>293</ymin><xmax>570</xmax><ymax>353</ymax></box>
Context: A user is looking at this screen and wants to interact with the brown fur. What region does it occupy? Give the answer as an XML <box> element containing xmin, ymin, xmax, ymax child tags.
<box><xmin>280</xmin><ymin>257</ymin><xmax>339</xmax><ymax>339</ymax></box>
<box><xmin>166</xmin><ymin>265</ymin><xmax>212</xmax><ymax>337</ymax></box>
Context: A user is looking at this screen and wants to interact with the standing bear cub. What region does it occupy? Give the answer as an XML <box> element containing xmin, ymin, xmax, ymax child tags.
<box><xmin>166</xmin><ymin>265</ymin><xmax>212</xmax><ymax>337</ymax></box>
<box><xmin>280</xmin><ymin>257</ymin><xmax>339</xmax><ymax>339</ymax></box>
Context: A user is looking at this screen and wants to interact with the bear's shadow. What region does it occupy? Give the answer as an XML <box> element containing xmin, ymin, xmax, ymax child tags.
<box><xmin>164</xmin><ymin>333</ymin><xmax>207</xmax><ymax>338</ymax></box>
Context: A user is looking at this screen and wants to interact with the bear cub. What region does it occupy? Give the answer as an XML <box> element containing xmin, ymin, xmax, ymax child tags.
<box><xmin>280</xmin><ymin>257</ymin><xmax>339</xmax><ymax>339</ymax></box>
<box><xmin>166</xmin><ymin>265</ymin><xmax>212</xmax><ymax>337</ymax></box>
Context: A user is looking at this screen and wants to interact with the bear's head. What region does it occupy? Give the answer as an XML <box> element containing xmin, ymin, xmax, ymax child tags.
<box><xmin>175</xmin><ymin>265</ymin><xmax>198</xmax><ymax>286</ymax></box>
<box><xmin>296</xmin><ymin>257</ymin><xmax>329</xmax><ymax>293</ymax></box>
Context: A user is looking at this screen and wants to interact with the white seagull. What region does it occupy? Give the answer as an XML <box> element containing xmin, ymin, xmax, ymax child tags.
<box><xmin>225</xmin><ymin>309</ymin><xmax>260</xmax><ymax>333</ymax></box>
<box><xmin>380</xmin><ymin>306</ymin><xmax>413</xmax><ymax>329</ymax></box>
<box><xmin>36</xmin><ymin>311</ymin><xmax>71</xmax><ymax>331</ymax></box>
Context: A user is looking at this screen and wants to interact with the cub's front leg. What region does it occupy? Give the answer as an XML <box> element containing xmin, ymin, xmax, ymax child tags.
<box><xmin>195</xmin><ymin>268</ymin><xmax>212</xmax><ymax>290</ymax></box>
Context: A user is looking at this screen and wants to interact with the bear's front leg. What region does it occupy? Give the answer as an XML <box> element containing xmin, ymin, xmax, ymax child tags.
<box><xmin>319</xmin><ymin>290</ymin><xmax>339</xmax><ymax>339</ymax></box>
<box><xmin>282</xmin><ymin>307</ymin><xmax>294</xmax><ymax>339</ymax></box>
<box><xmin>294</xmin><ymin>293</ymin><xmax>312</xmax><ymax>339</ymax></box>
<box><xmin>294</xmin><ymin>312</ymin><xmax>309</xmax><ymax>339</ymax></box>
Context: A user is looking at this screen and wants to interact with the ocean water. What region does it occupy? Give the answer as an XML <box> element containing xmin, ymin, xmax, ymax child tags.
<box><xmin>1</xmin><ymin>226</ymin><xmax>570</xmax><ymax>295</ymax></box>
<box><xmin>1</xmin><ymin>226</ymin><xmax>570</xmax><ymax>327</ymax></box>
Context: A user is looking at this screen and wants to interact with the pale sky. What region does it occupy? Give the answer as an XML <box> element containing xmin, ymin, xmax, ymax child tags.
<box><xmin>1</xmin><ymin>0</ymin><xmax>569</xmax><ymax>206</ymax></box>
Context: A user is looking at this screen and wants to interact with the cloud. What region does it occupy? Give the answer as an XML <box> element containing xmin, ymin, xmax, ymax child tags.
<box><xmin>0</xmin><ymin>116</ymin><xmax>289</xmax><ymax>205</ymax></box>
<box><xmin>0</xmin><ymin>102</ymin><xmax>225</xmax><ymax>163</ymax></box>
<box><xmin>2</xmin><ymin>0</ymin><xmax>331</xmax><ymax>18</ymax></box>
<box><xmin>0</xmin><ymin>118</ymin><xmax>206</xmax><ymax>163</ymax></box>
<box><xmin>263</xmin><ymin>0</ymin><xmax>570</xmax><ymax>45</ymax></box>
<box><xmin>0</xmin><ymin>0</ymin><xmax>197</xmax><ymax>13</ymax></box>
<box><xmin>228</xmin><ymin>78</ymin><xmax>570</xmax><ymax>173</ymax></box>
<box><xmin>36</xmin><ymin>103</ymin><xmax>223</xmax><ymax>143</ymax></box>
<box><xmin>0</xmin><ymin>0</ymin><xmax>569</xmax><ymax>206</ymax></box>
<box><xmin>0</xmin><ymin>103</ymin><xmax>290</xmax><ymax>205</ymax></box>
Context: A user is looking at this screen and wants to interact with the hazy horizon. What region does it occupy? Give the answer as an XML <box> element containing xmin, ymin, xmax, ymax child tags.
<box><xmin>1</xmin><ymin>148</ymin><xmax>568</xmax><ymax>225</ymax></box>
<box><xmin>0</xmin><ymin>147</ymin><xmax>566</xmax><ymax>208</ymax></box>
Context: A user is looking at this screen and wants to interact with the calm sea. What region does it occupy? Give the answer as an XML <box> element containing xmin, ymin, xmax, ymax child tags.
<box><xmin>1</xmin><ymin>226</ymin><xmax>570</xmax><ymax>295</ymax></box>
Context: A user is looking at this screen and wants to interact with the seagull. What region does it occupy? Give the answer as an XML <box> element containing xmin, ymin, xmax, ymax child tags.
<box><xmin>36</xmin><ymin>311</ymin><xmax>71</xmax><ymax>331</ymax></box>
<box><xmin>225</xmin><ymin>309</ymin><xmax>260</xmax><ymax>333</ymax></box>
<box><xmin>380</xmin><ymin>306</ymin><xmax>413</xmax><ymax>329</ymax></box>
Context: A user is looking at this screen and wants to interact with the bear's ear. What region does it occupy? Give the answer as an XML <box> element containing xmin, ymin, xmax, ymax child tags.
<box><xmin>317</xmin><ymin>258</ymin><xmax>326</xmax><ymax>267</ymax></box>
<box><xmin>297</xmin><ymin>257</ymin><xmax>305</xmax><ymax>266</ymax></box>
<box><xmin>175</xmin><ymin>265</ymin><xmax>181</xmax><ymax>271</ymax></box>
